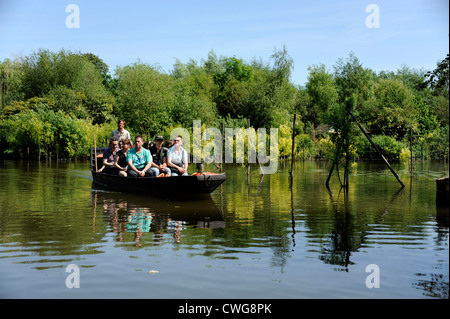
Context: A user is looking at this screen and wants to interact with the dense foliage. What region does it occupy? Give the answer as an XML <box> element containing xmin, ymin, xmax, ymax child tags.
<box><xmin>0</xmin><ymin>48</ymin><xmax>448</xmax><ymax>162</ymax></box>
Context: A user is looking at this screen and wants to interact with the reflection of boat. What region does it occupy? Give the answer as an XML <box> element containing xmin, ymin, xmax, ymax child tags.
<box><xmin>92</xmin><ymin>188</ymin><xmax>225</xmax><ymax>245</ymax></box>
<box><xmin>90</xmin><ymin>147</ymin><xmax>226</xmax><ymax>196</ymax></box>
<box><xmin>91</xmin><ymin>189</ymin><xmax>225</xmax><ymax>231</ymax></box>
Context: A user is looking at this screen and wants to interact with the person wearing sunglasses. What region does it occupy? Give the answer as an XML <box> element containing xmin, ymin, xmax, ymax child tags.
<box><xmin>149</xmin><ymin>135</ymin><xmax>171</xmax><ymax>177</ymax></box>
<box><xmin>167</xmin><ymin>135</ymin><xmax>189</xmax><ymax>176</ymax></box>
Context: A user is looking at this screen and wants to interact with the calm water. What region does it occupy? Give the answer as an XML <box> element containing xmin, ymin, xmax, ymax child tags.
<box><xmin>0</xmin><ymin>160</ymin><xmax>448</xmax><ymax>299</ymax></box>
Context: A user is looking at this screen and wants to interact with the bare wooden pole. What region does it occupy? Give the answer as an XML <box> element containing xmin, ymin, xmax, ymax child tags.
<box><xmin>410</xmin><ymin>128</ymin><xmax>413</xmax><ymax>174</ymax></box>
<box><xmin>94</xmin><ymin>133</ymin><xmax>98</xmax><ymax>172</ymax></box>
<box><xmin>246</xmin><ymin>118</ymin><xmax>264</xmax><ymax>176</ymax></box>
<box><xmin>347</xmin><ymin>109</ymin><xmax>405</xmax><ymax>188</ymax></box>
<box><xmin>247</xmin><ymin>119</ymin><xmax>251</xmax><ymax>182</ymax></box>
<box><xmin>326</xmin><ymin>141</ymin><xmax>343</xmax><ymax>188</ymax></box>
<box><xmin>290</xmin><ymin>113</ymin><xmax>296</xmax><ymax>177</ymax></box>
<box><xmin>221</xmin><ymin>123</ymin><xmax>224</xmax><ymax>172</ymax></box>
<box><xmin>325</xmin><ymin>162</ymin><xmax>335</xmax><ymax>188</ymax></box>
<box><xmin>344</xmin><ymin>148</ymin><xmax>350</xmax><ymax>189</ymax></box>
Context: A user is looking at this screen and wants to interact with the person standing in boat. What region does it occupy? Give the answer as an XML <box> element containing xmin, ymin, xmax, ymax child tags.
<box><xmin>98</xmin><ymin>137</ymin><xmax>120</xmax><ymax>174</ymax></box>
<box><xmin>110</xmin><ymin>119</ymin><xmax>131</xmax><ymax>142</ymax></box>
<box><xmin>114</xmin><ymin>139</ymin><xmax>132</xmax><ymax>177</ymax></box>
<box><xmin>149</xmin><ymin>135</ymin><xmax>171</xmax><ymax>177</ymax></box>
<box><xmin>126</xmin><ymin>135</ymin><xmax>153</xmax><ymax>177</ymax></box>
<box><xmin>167</xmin><ymin>135</ymin><xmax>189</xmax><ymax>176</ymax></box>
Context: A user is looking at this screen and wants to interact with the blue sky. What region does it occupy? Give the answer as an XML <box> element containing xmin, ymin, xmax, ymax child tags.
<box><xmin>0</xmin><ymin>0</ymin><xmax>448</xmax><ymax>86</ymax></box>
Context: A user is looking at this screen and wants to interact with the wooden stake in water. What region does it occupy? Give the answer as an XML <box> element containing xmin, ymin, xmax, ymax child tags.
<box><xmin>94</xmin><ymin>133</ymin><xmax>98</xmax><ymax>172</ymax></box>
<box><xmin>347</xmin><ymin>109</ymin><xmax>405</xmax><ymax>188</ymax></box>
<box><xmin>290</xmin><ymin>113</ymin><xmax>296</xmax><ymax>178</ymax></box>
<box><xmin>410</xmin><ymin>128</ymin><xmax>413</xmax><ymax>174</ymax></box>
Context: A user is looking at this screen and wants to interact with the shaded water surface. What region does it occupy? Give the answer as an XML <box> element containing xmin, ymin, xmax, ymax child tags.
<box><xmin>0</xmin><ymin>160</ymin><xmax>448</xmax><ymax>298</ymax></box>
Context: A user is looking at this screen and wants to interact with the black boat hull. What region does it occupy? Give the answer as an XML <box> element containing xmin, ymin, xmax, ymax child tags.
<box><xmin>91</xmin><ymin>170</ymin><xmax>226</xmax><ymax>196</ymax></box>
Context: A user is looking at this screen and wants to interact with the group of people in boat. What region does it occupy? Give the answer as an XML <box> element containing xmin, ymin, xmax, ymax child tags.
<box><xmin>97</xmin><ymin>119</ymin><xmax>189</xmax><ymax>177</ymax></box>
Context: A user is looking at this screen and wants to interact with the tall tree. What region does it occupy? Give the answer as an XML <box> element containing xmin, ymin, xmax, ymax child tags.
<box><xmin>0</xmin><ymin>58</ymin><xmax>24</xmax><ymax>108</ymax></box>
<box><xmin>333</xmin><ymin>52</ymin><xmax>373</xmax><ymax>110</ymax></box>
<box><xmin>425</xmin><ymin>54</ymin><xmax>449</xmax><ymax>96</ymax></box>
<box><xmin>115</xmin><ymin>62</ymin><xmax>175</xmax><ymax>136</ymax></box>
<box><xmin>304</xmin><ymin>64</ymin><xmax>338</xmax><ymax>127</ymax></box>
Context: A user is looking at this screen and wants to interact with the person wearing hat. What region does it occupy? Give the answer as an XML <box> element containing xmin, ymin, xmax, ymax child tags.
<box><xmin>149</xmin><ymin>135</ymin><xmax>171</xmax><ymax>177</ymax></box>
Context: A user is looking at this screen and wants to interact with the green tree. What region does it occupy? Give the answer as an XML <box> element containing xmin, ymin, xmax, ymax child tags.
<box><xmin>45</xmin><ymin>86</ymin><xmax>87</xmax><ymax>119</ymax></box>
<box><xmin>204</xmin><ymin>47</ymin><xmax>296</xmax><ymax>129</ymax></box>
<box><xmin>369</xmin><ymin>78</ymin><xmax>416</xmax><ymax>137</ymax></box>
<box><xmin>323</xmin><ymin>94</ymin><xmax>360</xmax><ymax>188</ymax></box>
<box><xmin>304</xmin><ymin>64</ymin><xmax>338</xmax><ymax>128</ymax></box>
<box><xmin>213</xmin><ymin>56</ymin><xmax>254</xmax><ymax>117</ymax></box>
<box><xmin>82</xmin><ymin>52</ymin><xmax>111</xmax><ymax>86</ymax></box>
<box><xmin>425</xmin><ymin>54</ymin><xmax>449</xmax><ymax>97</ymax></box>
<box><xmin>203</xmin><ymin>50</ymin><xmax>225</xmax><ymax>77</ymax></box>
<box><xmin>0</xmin><ymin>58</ymin><xmax>25</xmax><ymax>108</ymax></box>
<box><xmin>115</xmin><ymin>61</ymin><xmax>175</xmax><ymax>136</ymax></box>
<box><xmin>413</xmin><ymin>95</ymin><xmax>439</xmax><ymax>135</ymax></box>
<box><xmin>424</xmin><ymin>55</ymin><xmax>450</xmax><ymax>126</ymax></box>
<box><xmin>333</xmin><ymin>52</ymin><xmax>374</xmax><ymax>114</ymax></box>
<box><xmin>240</xmin><ymin>47</ymin><xmax>296</xmax><ymax>129</ymax></box>
<box><xmin>429</xmin><ymin>94</ymin><xmax>449</xmax><ymax>126</ymax></box>
<box><xmin>172</xmin><ymin>60</ymin><xmax>218</xmax><ymax>127</ymax></box>
<box><xmin>20</xmin><ymin>49</ymin><xmax>114</xmax><ymax>124</ymax></box>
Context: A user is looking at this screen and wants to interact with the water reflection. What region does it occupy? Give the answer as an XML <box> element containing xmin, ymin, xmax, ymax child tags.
<box><xmin>319</xmin><ymin>189</ymin><xmax>357</xmax><ymax>271</ymax></box>
<box><xmin>318</xmin><ymin>186</ymin><xmax>407</xmax><ymax>271</ymax></box>
<box><xmin>91</xmin><ymin>187</ymin><xmax>225</xmax><ymax>247</ymax></box>
<box><xmin>413</xmin><ymin>199</ymin><xmax>449</xmax><ymax>299</ymax></box>
<box><xmin>0</xmin><ymin>160</ymin><xmax>447</xmax><ymax>298</ymax></box>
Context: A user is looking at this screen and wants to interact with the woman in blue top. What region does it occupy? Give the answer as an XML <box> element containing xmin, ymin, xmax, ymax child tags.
<box><xmin>167</xmin><ymin>135</ymin><xmax>189</xmax><ymax>176</ymax></box>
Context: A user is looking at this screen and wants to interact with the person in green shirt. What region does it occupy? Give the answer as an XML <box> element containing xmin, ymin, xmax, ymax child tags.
<box><xmin>126</xmin><ymin>135</ymin><xmax>153</xmax><ymax>177</ymax></box>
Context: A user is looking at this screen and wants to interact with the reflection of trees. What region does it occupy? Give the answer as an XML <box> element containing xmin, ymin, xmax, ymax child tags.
<box><xmin>412</xmin><ymin>202</ymin><xmax>449</xmax><ymax>299</ymax></box>
<box><xmin>413</xmin><ymin>273</ymin><xmax>449</xmax><ymax>299</ymax></box>
<box><xmin>317</xmin><ymin>185</ymin><xmax>410</xmax><ymax>271</ymax></box>
<box><xmin>0</xmin><ymin>162</ymin><xmax>105</xmax><ymax>258</ymax></box>
<box><xmin>318</xmin><ymin>190</ymin><xmax>361</xmax><ymax>270</ymax></box>
<box><xmin>217</xmin><ymin>171</ymin><xmax>296</xmax><ymax>269</ymax></box>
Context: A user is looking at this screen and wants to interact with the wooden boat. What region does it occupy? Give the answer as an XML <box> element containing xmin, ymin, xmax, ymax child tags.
<box><xmin>90</xmin><ymin>147</ymin><xmax>226</xmax><ymax>196</ymax></box>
